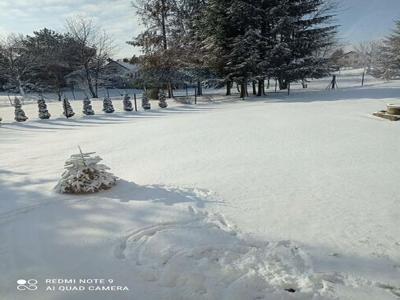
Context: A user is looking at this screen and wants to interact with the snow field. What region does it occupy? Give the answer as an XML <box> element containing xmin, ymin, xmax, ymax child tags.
<box><xmin>1</xmin><ymin>79</ymin><xmax>400</xmax><ymax>299</ymax></box>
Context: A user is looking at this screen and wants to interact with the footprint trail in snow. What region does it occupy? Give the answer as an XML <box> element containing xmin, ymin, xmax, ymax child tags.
<box><xmin>115</xmin><ymin>207</ymin><xmax>337</xmax><ymax>300</ymax></box>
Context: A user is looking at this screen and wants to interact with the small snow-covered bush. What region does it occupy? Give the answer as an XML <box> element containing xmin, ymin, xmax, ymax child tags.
<box><xmin>55</xmin><ymin>149</ymin><xmax>117</xmax><ymax>194</ymax></box>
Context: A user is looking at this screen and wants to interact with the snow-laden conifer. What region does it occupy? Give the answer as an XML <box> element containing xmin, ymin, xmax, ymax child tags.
<box><xmin>103</xmin><ymin>97</ymin><xmax>115</xmax><ymax>113</ymax></box>
<box><xmin>123</xmin><ymin>93</ymin><xmax>133</xmax><ymax>111</ymax></box>
<box><xmin>55</xmin><ymin>148</ymin><xmax>117</xmax><ymax>194</ymax></box>
<box><xmin>14</xmin><ymin>97</ymin><xmax>28</xmax><ymax>122</ymax></box>
<box><xmin>158</xmin><ymin>90</ymin><xmax>168</xmax><ymax>108</ymax></box>
<box><xmin>38</xmin><ymin>96</ymin><xmax>51</xmax><ymax>119</ymax></box>
<box><xmin>62</xmin><ymin>96</ymin><xmax>75</xmax><ymax>118</ymax></box>
<box><xmin>142</xmin><ymin>92</ymin><xmax>151</xmax><ymax>110</ymax></box>
<box><xmin>82</xmin><ymin>96</ymin><xmax>95</xmax><ymax>115</ymax></box>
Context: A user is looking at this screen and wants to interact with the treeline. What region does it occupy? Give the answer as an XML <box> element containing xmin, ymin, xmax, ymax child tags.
<box><xmin>0</xmin><ymin>17</ymin><xmax>113</xmax><ymax>99</ymax></box>
<box><xmin>131</xmin><ymin>0</ymin><xmax>338</xmax><ymax>97</ymax></box>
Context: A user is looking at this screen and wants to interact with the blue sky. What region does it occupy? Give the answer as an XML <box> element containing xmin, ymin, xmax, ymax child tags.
<box><xmin>0</xmin><ymin>0</ymin><xmax>399</xmax><ymax>58</ymax></box>
<box><xmin>337</xmin><ymin>0</ymin><xmax>400</xmax><ymax>44</ymax></box>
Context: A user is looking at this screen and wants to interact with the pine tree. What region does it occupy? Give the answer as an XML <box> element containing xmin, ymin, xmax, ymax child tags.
<box><xmin>55</xmin><ymin>148</ymin><xmax>117</xmax><ymax>194</ymax></box>
<box><xmin>103</xmin><ymin>97</ymin><xmax>115</xmax><ymax>113</ymax></box>
<box><xmin>268</xmin><ymin>0</ymin><xmax>337</xmax><ymax>90</ymax></box>
<box><xmin>82</xmin><ymin>96</ymin><xmax>95</xmax><ymax>115</ymax></box>
<box><xmin>62</xmin><ymin>96</ymin><xmax>75</xmax><ymax>118</ymax></box>
<box><xmin>123</xmin><ymin>93</ymin><xmax>133</xmax><ymax>111</ymax></box>
<box><xmin>14</xmin><ymin>97</ymin><xmax>28</xmax><ymax>122</ymax></box>
<box><xmin>225</xmin><ymin>0</ymin><xmax>263</xmax><ymax>98</ymax></box>
<box><xmin>37</xmin><ymin>96</ymin><xmax>51</xmax><ymax>119</ymax></box>
<box><xmin>200</xmin><ymin>0</ymin><xmax>235</xmax><ymax>95</ymax></box>
<box><xmin>142</xmin><ymin>92</ymin><xmax>151</xmax><ymax>110</ymax></box>
<box><xmin>158</xmin><ymin>89</ymin><xmax>168</xmax><ymax>108</ymax></box>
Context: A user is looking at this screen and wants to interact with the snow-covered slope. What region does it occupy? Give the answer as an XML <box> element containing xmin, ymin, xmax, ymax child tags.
<box><xmin>0</xmin><ymin>81</ymin><xmax>399</xmax><ymax>299</ymax></box>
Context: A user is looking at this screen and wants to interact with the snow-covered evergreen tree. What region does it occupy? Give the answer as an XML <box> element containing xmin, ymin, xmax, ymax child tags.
<box><xmin>142</xmin><ymin>92</ymin><xmax>151</xmax><ymax>110</ymax></box>
<box><xmin>37</xmin><ymin>96</ymin><xmax>51</xmax><ymax>119</ymax></box>
<box><xmin>373</xmin><ymin>21</ymin><xmax>400</xmax><ymax>80</ymax></box>
<box><xmin>268</xmin><ymin>0</ymin><xmax>337</xmax><ymax>90</ymax></box>
<box><xmin>82</xmin><ymin>96</ymin><xmax>95</xmax><ymax>115</ymax></box>
<box><xmin>103</xmin><ymin>97</ymin><xmax>115</xmax><ymax>113</ymax></box>
<box><xmin>123</xmin><ymin>93</ymin><xmax>133</xmax><ymax>111</ymax></box>
<box><xmin>14</xmin><ymin>97</ymin><xmax>28</xmax><ymax>122</ymax></box>
<box><xmin>62</xmin><ymin>96</ymin><xmax>75</xmax><ymax>118</ymax></box>
<box><xmin>158</xmin><ymin>89</ymin><xmax>168</xmax><ymax>108</ymax></box>
<box><xmin>200</xmin><ymin>0</ymin><xmax>337</xmax><ymax>93</ymax></box>
<box><xmin>55</xmin><ymin>148</ymin><xmax>117</xmax><ymax>194</ymax></box>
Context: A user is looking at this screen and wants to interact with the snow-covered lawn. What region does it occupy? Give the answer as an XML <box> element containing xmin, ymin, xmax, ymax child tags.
<box><xmin>1</xmin><ymin>81</ymin><xmax>399</xmax><ymax>299</ymax></box>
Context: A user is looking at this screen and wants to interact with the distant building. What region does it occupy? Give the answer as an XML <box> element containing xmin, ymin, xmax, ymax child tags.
<box><xmin>102</xmin><ymin>59</ymin><xmax>141</xmax><ymax>88</ymax></box>
<box><xmin>65</xmin><ymin>59</ymin><xmax>141</xmax><ymax>89</ymax></box>
<box><xmin>103</xmin><ymin>60</ymin><xmax>140</xmax><ymax>80</ymax></box>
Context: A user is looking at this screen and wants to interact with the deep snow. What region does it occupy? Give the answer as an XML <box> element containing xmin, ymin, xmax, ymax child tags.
<box><xmin>0</xmin><ymin>76</ymin><xmax>400</xmax><ymax>299</ymax></box>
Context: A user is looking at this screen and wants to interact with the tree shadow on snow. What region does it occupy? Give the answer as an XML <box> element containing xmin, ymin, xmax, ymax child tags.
<box><xmin>0</xmin><ymin>104</ymin><xmax>217</xmax><ymax>132</ymax></box>
<box><xmin>263</xmin><ymin>85</ymin><xmax>400</xmax><ymax>104</ymax></box>
<box><xmin>100</xmin><ymin>179</ymin><xmax>220</xmax><ymax>208</ymax></box>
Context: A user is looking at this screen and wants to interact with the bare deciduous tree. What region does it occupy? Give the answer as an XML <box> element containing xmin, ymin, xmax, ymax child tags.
<box><xmin>66</xmin><ymin>16</ymin><xmax>114</xmax><ymax>98</ymax></box>
<box><xmin>354</xmin><ymin>40</ymin><xmax>382</xmax><ymax>85</ymax></box>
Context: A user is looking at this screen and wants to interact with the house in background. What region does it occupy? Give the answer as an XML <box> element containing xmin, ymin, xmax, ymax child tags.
<box><xmin>65</xmin><ymin>59</ymin><xmax>141</xmax><ymax>90</ymax></box>
<box><xmin>103</xmin><ymin>59</ymin><xmax>141</xmax><ymax>88</ymax></box>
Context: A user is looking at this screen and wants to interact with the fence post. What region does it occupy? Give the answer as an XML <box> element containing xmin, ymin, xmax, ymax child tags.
<box><xmin>134</xmin><ymin>93</ymin><xmax>138</xmax><ymax>112</ymax></box>
<box><xmin>361</xmin><ymin>71</ymin><xmax>365</xmax><ymax>87</ymax></box>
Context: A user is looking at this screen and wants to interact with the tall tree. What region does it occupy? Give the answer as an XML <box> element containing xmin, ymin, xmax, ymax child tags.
<box><xmin>66</xmin><ymin>16</ymin><xmax>114</xmax><ymax>98</ymax></box>
<box><xmin>130</xmin><ymin>0</ymin><xmax>176</xmax><ymax>97</ymax></box>
<box><xmin>269</xmin><ymin>0</ymin><xmax>337</xmax><ymax>91</ymax></box>
<box><xmin>0</xmin><ymin>34</ymin><xmax>35</xmax><ymax>97</ymax></box>
<box><xmin>225</xmin><ymin>0</ymin><xmax>263</xmax><ymax>98</ymax></box>
<box><xmin>22</xmin><ymin>29</ymin><xmax>73</xmax><ymax>99</ymax></box>
<box><xmin>200</xmin><ymin>0</ymin><xmax>237</xmax><ymax>95</ymax></box>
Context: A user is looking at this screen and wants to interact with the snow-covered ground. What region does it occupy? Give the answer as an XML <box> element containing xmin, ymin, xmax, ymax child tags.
<box><xmin>1</xmin><ymin>77</ymin><xmax>400</xmax><ymax>299</ymax></box>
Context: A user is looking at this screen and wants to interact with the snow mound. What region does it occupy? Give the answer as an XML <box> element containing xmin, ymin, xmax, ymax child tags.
<box><xmin>115</xmin><ymin>207</ymin><xmax>333</xmax><ymax>300</ymax></box>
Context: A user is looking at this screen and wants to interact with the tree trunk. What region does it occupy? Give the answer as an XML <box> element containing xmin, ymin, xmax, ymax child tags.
<box><xmin>197</xmin><ymin>81</ymin><xmax>203</xmax><ymax>96</ymax></box>
<box><xmin>17</xmin><ymin>77</ymin><xmax>25</xmax><ymax>99</ymax></box>
<box><xmin>85</xmin><ymin>64</ymin><xmax>97</xmax><ymax>98</ymax></box>
<box><xmin>94</xmin><ymin>76</ymin><xmax>99</xmax><ymax>98</ymax></box>
<box><xmin>262</xmin><ymin>80</ymin><xmax>266</xmax><ymax>95</ymax></box>
<box><xmin>267</xmin><ymin>78</ymin><xmax>270</xmax><ymax>89</ymax></box>
<box><xmin>240</xmin><ymin>80</ymin><xmax>246</xmax><ymax>99</ymax></box>
<box><xmin>257</xmin><ymin>79</ymin><xmax>263</xmax><ymax>96</ymax></box>
<box><xmin>279</xmin><ymin>78</ymin><xmax>288</xmax><ymax>90</ymax></box>
<box><xmin>167</xmin><ymin>82</ymin><xmax>173</xmax><ymax>98</ymax></box>
<box><xmin>252</xmin><ymin>81</ymin><xmax>257</xmax><ymax>95</ymax></box>
<box><xmin>161</xmin><ymin>0</ymin><xmax>168</xmax><ymax>50</ymax></box>
<box><xmin>226</xmin><ymin>81</ymin><xmax>232</xmax><ymax>96</ymax></box>
<box><xmin>57</xmin><ymin>88</ymin><xmax>62</xmax><ymax>101</ymax></box>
